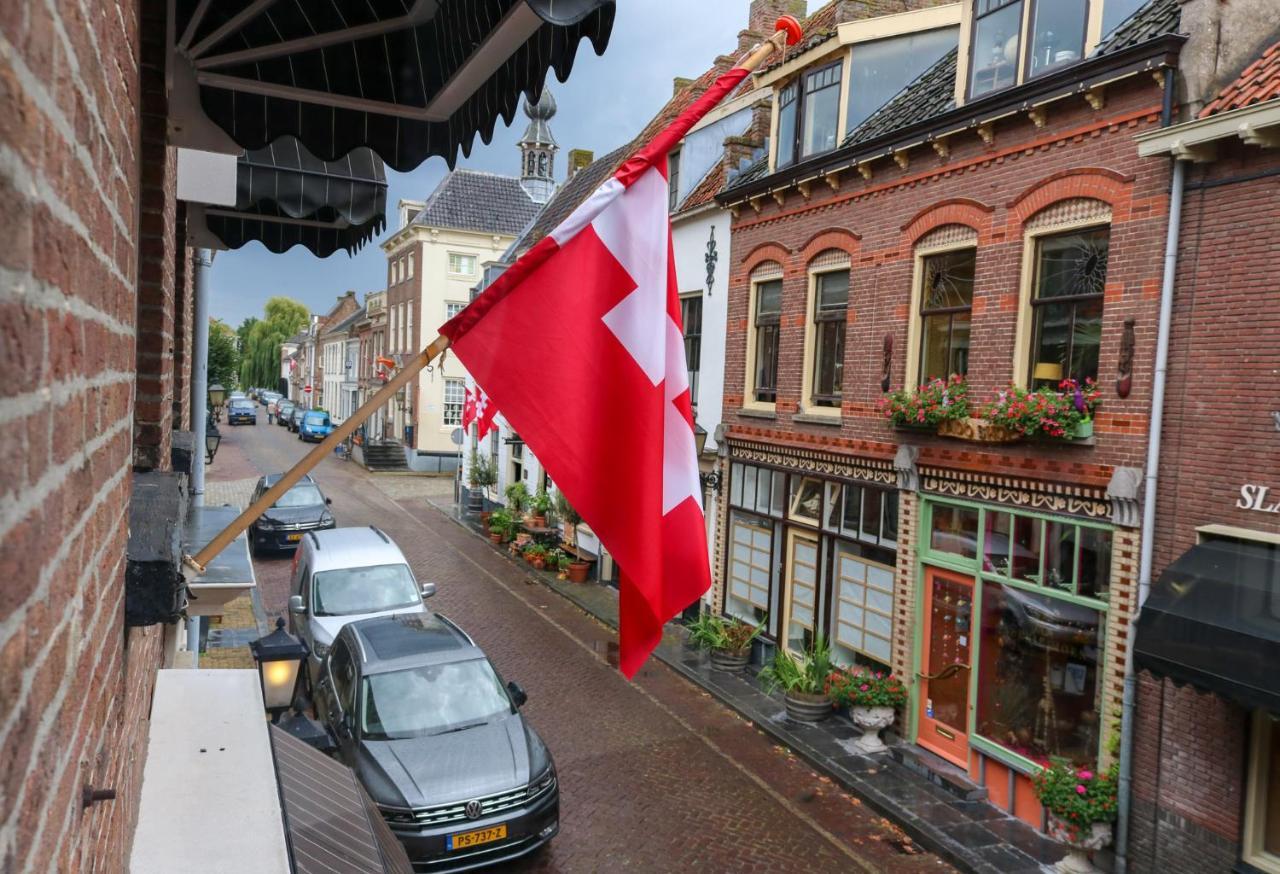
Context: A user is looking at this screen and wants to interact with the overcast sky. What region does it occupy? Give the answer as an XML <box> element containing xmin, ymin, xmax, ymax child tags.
<box><xmin>208</xmin><ymin>0</ymin><xmax>753</xmax><ymax>327</ymax></box>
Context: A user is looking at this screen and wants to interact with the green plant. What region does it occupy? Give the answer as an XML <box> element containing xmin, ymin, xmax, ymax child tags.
<box><xmin>686</xmin><ymin>613</ymin><xmax>766</xmax><ymax>654</ymax></box>
<box><xmin>531</xmin><ymin>488</ymin><xmax>552</xmax><ymax>515</ymax></box>
<box><xmin>488</xmin><ymin>509</ymin><xmax>515</xmax><ymax>539</ymax></box>
<box><xmin>553</xmin><ymin>490</ymin><xmax>581</xmax><ymax>525</ymax></box>
<box><xmin>825</xmin><ymin>667</ymin><xmax>907</xmax><ymax>709</ymax></box>
<box><xmin>759</xmin><ymin>635</ymin><xmax>833</xmax><ymax>696</ymax></box>
<box><xmin>877</xmin><ymin>375</ymin><xmax>970</xmax><ymax>427</ymax></box>
<box><xmin>504</xmin><ymin>481</ymin><xmax>530</xmax><ymax>513</ymax></box>
<box><xmin>980</xmin><ymin>378</ymin><xmax>1100</xmax><ymax>439</ymax></box>
<box><xmin>523</xmin><ymin>543</ymin><xmax>547</xmax><ymax>559</ymax></box>
<box><xmin>555</xmin><ymin>551</ymin><xmax>573</xmax><ymax>571</ymax></box>
<box><xmin>468</xmin><ymin>451</ymin><xmax>497</xmax><ymax>491</ymax></box>
<box><xmin>1032</xmin><ymin>759</ymin><xmax>1118</xmax><ymax>831</ymax></box>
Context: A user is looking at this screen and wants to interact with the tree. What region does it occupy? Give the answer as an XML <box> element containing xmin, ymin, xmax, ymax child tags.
<box><xmin>207</xmin><ymin>319</ymin><xmax>240</xmax><ymax>389</ymax></box>
<box><xmin>238</xmin><ymin>296</ymin><xmax>310</xmax><ymax>389</ymax></box>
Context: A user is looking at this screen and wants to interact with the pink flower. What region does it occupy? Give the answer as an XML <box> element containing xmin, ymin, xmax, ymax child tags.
<box><xmin>859</xmin><ymin>684</ymin><xmax>869</xmax><ymax>692</ymax></box>
<box><xmin>1075</xmin><ymin>785</ymin><xmax>1087</xmax><ymax>795</ymax></box>
<box><xmin>875</xmin><ymin>672</ymin><xmax>883</xmax><ymax>679</ymax></box>
<box><xmin>1077</xmin><ymin>770</ymin><xmax>1093</xmax><ymax>780</ymax></box>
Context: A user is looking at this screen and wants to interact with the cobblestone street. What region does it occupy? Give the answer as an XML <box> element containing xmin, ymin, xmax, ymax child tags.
<box><xmin>205</xmin><ymin>419</ymin><xmax>953</xmax><ymax>873</ymax></box>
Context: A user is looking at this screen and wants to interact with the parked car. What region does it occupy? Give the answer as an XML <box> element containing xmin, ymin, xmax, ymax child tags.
<box><xmin>247</xmin><ymin>473</ymin><xmax>335</xmax><ymax>555</ymax></box>
<box><xmin>299</xmin><ymin>410</ymin><xmax>334</xmax><ymax>442</ymax></box>
<box><xmin>317</xmin><ymin>614</ymin><xmax>557</xmax><ymax>871</ymax></box>
<box><xmin>227</xmin><ymin>399</ymin><xmax>257</xmax><ymax>425</ymax></box>
<box><xmin>287</xmin><ymin>526</ymin><xmax>434</xmax><ymax>681</ymax></box>
<box><xmin>261</xmin><ymin>391</ymin><xmax>280</xmax><ymax>407</ymax></box>
<box><xmin>275</xmin><ymin>401</ymin><xmax>295</xmax><ymax>426</ymax></box>
<box><xmin>289</xmin><ymin>406</ymin><xmax>307</xmax><ymax>432</ymax></box>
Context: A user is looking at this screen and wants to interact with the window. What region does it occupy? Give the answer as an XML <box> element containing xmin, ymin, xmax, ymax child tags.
<box><xmin>727</xmin><ymin>512</ymin><xmax>774</xmax><ymax>629</ymax></box>
<box><xmin>1102</xmin><ymin>0</ymin><xmax>1145</xmax><ymax>36</ymax></box>
<box><xmin>681</xmin><ymin>294</ymin><xmax>702</xmax><ymax>402</ymax></box>
<box><xmin>391</xmin><ymin>260</ymin><xmax>398</xmax><ymax>285</ymax></box>
<box><xmin>510</xmin><ymin>434</ymin><xmax>524</xmax><ymax>484</ymax></box>
<box><xmin>824</xmin><ymin>482</ymin><xmax>900</xmax><ymax>550</ymax></box>
<box><xmin>446</xmin><ymin>301</ymin><xmax>466</xmax><ymax>321</ymax></box>
<box><xmin>1246</xmin><ymin>712</ymin><xmax>1280</xmax><ymax>872</ymax></box>
<box><xmin>406</xmin><ymin>253</ymin><xmax>414</xmax><ymax>278</ymax></box>
<box><xmin>846</xmin><ymin>27</ymin><xmax>959</xmax><ymax>131</ymax></box>
<box><xmin>830</xmin><ymin>543</ymin><xmax>895</xmax><ymax>667</ymax></box>
<box><xmin>406</xmin><ymin>305</ymin><xmax>414</xmax><ymax>352</ymax></box>
<box><xmin>448</xmin><ymin>253</ymin><xmax>476</xmax><ymax>275</ymax></box>
<box><xmin>1028</xmin><ymin>227</ymin><xmax>1109</xmax><ymax>388</ymax></box>
<box><xmin>668</xmin><ymin>150</ymin><xmax>681</xmax><ymax>211</ymax></box>
<box><xmin>810</xmin><ymin>269</ymin><xmax>848</xmax><ymax>408</ymax></box>
<box><xmin>752</xmin><ymin>279</ymin><xmax>782</xmax><ymax>403</ymax></box>
<box><xmin>969</xmin><ymin>0</ymin><xmax>1023</xmax><ymax>98</ymax></box>
<box><xmin>389</xmin><ymin>305</ymin><xmax>397</xmax><ymax>352</ymax></box>
<box><xmin>1026</xmin><ymin>0</ymin><xmax>1087</xmax><ymax>79</ymax></box>
<box><xmin>918</xmin><ymin>249</ymin><xmax>975</xmax><ymax>380</ymax></box>
<box><xmin>776</xmin><ymin>61</ymin><xmax>842</xmax><ymax>169</ymax></box>
<box><xmin>729</xmin><ymin>462</ymin><xmax>786</xmax><ymax>519</ymax></box>
<box><xmin>443</xmin><ymin>378</ymin><xmax>464</xmax><ymax>426</ymax></box>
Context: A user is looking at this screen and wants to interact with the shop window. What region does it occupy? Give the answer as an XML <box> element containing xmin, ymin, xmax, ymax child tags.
<box><xmin>442</xmin><ymin>378</ymin><xmax>464</xmax><ymax>427</ymax></box>
<box><xmin>830</xmin><ymin>543</ymin><xmax>895</xmax><ymax>667</ymax></box>
<box><xmin>979</xmin><ymin>507</ymin><xmax>1113</xmax><ymax>601</ymax></box>
<box><xmin>1010</xmin><ymin>515</ymin><xmax>1043</xmax><ymax>584</ymax></box>
<box><xmin>969</xmin><ymin>0</ymin><xmax>1023</xmax><ymax>98</ymax></box>
<box><xmin>1076</xmin><ymin>526</ymin><xmax>1112</xmax><ymax>600</ymax></box>
<box><xmin>918</xmin><ymin>249</ymin><xmax>975</xmax><ymax>381</ymax></box>
<box><xmin>751</xmin><ymin>278</ymin><xmax>782</xmax><ymax>404</ymax></box>
<box><xmin>1245</xmin><ymin>712</ymin><xmax>1280</xmax><ymax>872</ymax></box>
<box><xmin>785</xmin><ymin>534</ymin><xmax>820</xmax><ymax>652</ymax></box>
<box><xmin>1026</xmin><ymin>0</ymin><xmax>1087</xmax><ymax>79</ymax></box>
<box><xmin>729</xmin><ymin>463</ymin><xmax>784</xmax><ymax>518</ymax></box>
<box><xmin>846</xmin><ymin>27</ymin><xmax>959</xmax><ymax>132</ymax></box>
<box><xmin>810</xmin><ymin>268</ymin><xmax>848</xmax><ymax>408</ymax></box>
<box><xmin>1029</xmin><ymin>227</ymin><xmax>1109</xmax><ymax>388</ymax></box>
<box><xmin>788</xmin><ymin>476</ymin><xmax>824</xmax><ymax>526</ymax></box>
<box><xmin>728</xmin><ymin>512</ymin><xmax>775</xmax><ymax>631</ymax></box>
<box><xmin>975</xmin><ymin>580</ymin><xmax>1104</xmax><ymax>770</ymax></box>
<box><xmin>930</xmin><ymin>504</ymin><xmax>980</xmax><ymax>558</ymax></box>
<box><xmin>681</xmin><ymin>294</ymin><xmax>702</xmax><ymax>402</ymax></box>
<box><xmin>776</xmin><ymin>61</ymin><xmax>842</xmax><ymax>169</ymax></box>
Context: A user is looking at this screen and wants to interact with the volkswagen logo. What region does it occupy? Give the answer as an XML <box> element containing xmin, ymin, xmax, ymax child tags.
<box><xmin>464</xmin><ymin>800</ymin><xmax>483</xmax><ymax>820</ymax></box>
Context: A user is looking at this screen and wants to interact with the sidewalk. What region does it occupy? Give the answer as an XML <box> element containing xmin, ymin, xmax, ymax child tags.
<box><xmin>431</xmin><ymin>497</ymin><xmax>1066</xmax><ymax>874</ymax></box>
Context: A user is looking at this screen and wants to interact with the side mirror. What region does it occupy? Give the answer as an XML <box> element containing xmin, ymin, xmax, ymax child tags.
<box><xmin>507</xmin><ymin>681</ymin><xmax>528</xmax><ymax>708</ymax></box>
<box><xmin>420</xmin><ymin>582</ymin><xmax>437</xmax><ymax>599</ymax></box>
<box><xmin>288</xmin><ymin>595</ymin><xmax>306</xmax><ymax>615</ymax></box>
<box><xmin>325</xmin><ymin>496</ymin><xmax>333</xmax><ymax>505</ymax></box>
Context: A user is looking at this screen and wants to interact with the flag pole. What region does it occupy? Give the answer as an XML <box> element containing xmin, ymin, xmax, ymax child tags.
<box><xmin>183</xmin><ymin>334</ymin><xmax>451</xmax><ymax>573</ymax></box>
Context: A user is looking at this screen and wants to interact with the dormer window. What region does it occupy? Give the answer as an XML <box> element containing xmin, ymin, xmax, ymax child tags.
<box><xmin>967</xmin><ymin>0</ymin><xmax>1100</xmax><ymax>99</ymax></box>
<box><xmin>1026</xmin><ymin>0</ymin><xmax>1087</xmax><ymax>79</ymax></box>
<box><xmin>969</xmin><ymin>0</ymin><xmax>1023</xmax><ymax>97</ymax></box>
<box><xmin>777</xmin><ymin>61</ymin><xmax>843</xmax><ymax>169</ymax></box>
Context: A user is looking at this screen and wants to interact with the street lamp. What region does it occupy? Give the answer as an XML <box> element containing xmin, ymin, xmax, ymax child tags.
<box><xmin>249</xmin><ymin>618</ymin><xmax>308</xmax><ymax>723</ymax></box>
<box><xmin>208</xmin><ymin>383</ymin><xmax>227</xmax><ymax>422</ymax></box>
<box><xmin>204</xmin><ymin>419</ymin><xmax>222</xmax><ymax>464</ymax></box>
<box><xmin>693</xmin><ymin>422</ymin><xmax>721</xmax><ymax>494</ymax></box>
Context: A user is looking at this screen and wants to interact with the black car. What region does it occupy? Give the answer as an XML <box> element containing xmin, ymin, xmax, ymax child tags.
<box><xmin>289</xmin><ymin>406</ymin><xmax>307</xmax><ymax>432</ymax></box>
<box><xmin>227</xmin><ymin>399</ymin><xmax>257</xmax><ymax>425</ymax></box>
<box><xmin>276</xmin><ymin>401</ymin><xmax>295</xmax><ymax>426</ymax></box>
<box><xmin>317</xmin><ymin>615</ymin><xmax>557</xmax><ymax>871</ymax></box>
<box><xmin>247</xmin><ymin>473</ymin><xmax>336</xmax><ymax>554</ymax></box>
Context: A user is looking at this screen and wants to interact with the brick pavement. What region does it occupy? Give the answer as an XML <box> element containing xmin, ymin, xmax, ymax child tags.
<box><xmin>215</xmin><ymin>414</ymin><xmax>955</xmax><ymax>873</ymax></box>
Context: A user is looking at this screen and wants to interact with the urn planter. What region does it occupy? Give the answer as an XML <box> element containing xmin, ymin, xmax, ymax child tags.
<box><xmin>783</xmin><ymin>691</ymin><xmax>832</xmax><ymax>723</ymax></box>
<box><xmin>850</xmin><ymin>705</ymin><xmax>895</xmax><ymax>754</ymax></box>
<box><xmin>709</xmin><ymin>648</ymin><xmax>750</xmax><ymax>673</ymax></box>
<box><xmin>1047</xmin><ymin>816</ymin><xmax>1112</xmax><ymax>874</ymax></box>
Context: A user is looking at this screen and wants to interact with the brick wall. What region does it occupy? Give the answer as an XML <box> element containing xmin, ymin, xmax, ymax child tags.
<box><xmin>171</xmin><ymin>229</ymin><xmax>194</xmax><ymax>430</ymax></box>
<box><xmin>0</xmin><ymin>0</ymin><xmax>183</xmax><ymax>869</ymax></box>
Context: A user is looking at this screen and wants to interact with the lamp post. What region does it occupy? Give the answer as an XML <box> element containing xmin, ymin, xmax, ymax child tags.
<box><xmin>204</xmin><ymin>419</ymin><xmax>222</xmax><ymax>464</ymax></box>
<box><xmin>208</xmin><ymin>383</ymin><xmax>227</xmax><ymax>423</ymax></box>
<box><xmin>249</xmin><ymin>618</ymin><xmax>308</xmax><ymax>723</ymax></box>
<box><xmin>693</xmin><ymin>423</ymin><xmax>721</xmax><ymax>494</ymax></box>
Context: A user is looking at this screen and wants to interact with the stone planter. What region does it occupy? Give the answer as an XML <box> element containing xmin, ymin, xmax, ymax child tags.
<box><xmin>709</xmin><ymin>648</ymin><xmax>749</xmax><ymax>673</ymax></box>
<box><xmin>937</xmin><ymin>416</ymin><xmax>1020</xmax><ymax>443</ymax></box>
<box><xmin>1047</xmin><ymin>816</ymin><xmax>1113</xmax><ymax>874</ymax></box>
<box><xmin>850</xmin><ymin>705</ymin><xmax>896</xmax><ymax>754</ymax></box>
<box><xmin>567</xmin><ymin>561</ymin><xmax>590</xmax><ymax>583</ymax></box>
<box><xmin>783</xmin><ymin>690</ymin><xmax>832</xmax><ymax>723</ymax></box>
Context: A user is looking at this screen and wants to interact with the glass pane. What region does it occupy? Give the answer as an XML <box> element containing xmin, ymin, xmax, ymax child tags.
<box><xmin>975</xmin><ymin>580</ymin><xmax>1103</xmax><ymax>770</ymax></box>
<box><xmin>777</xmin><ymin>86</ymin><xmax>797</xmax><ymax>168</ymax></box>
<box><xmin>983</xmin><ymin>511</ymin><xmax>1012</xmax><ymax>574</ymax></box>
<box><xmin>930</xmin><ymin>503</ymin><xmax>979</xmax><ymax>558</ymax></box>
<box><xmin>755</xmin><ymin>326</ymin><xmax>779</xmax><ymax>401</ymax></box>
<box><xmin>817</xmin><ymin>270</ymin><xmax>849</xmax><ymax>311</ymax></box>
<box><xmin>812</xmin><ymin>321</ymin><xmax>845</xmax><ymax>404</ymax></box>
<box><xmin>1069</xmin><ymin>296</ymin><xmax>1104</xmax><ymax>383</ymax></box>
<box><xmin>757</xmin><ymin>280</ymin><xmax>783</xmax><ymax>316</ymax></box>
<box><xmin>1043</xmin><ymin>520</ymin><xmax>1077</xmax><ymax>593</ymax></box>
<box><xmin>970</xmin><ymin>2</ymin><xmax>1022</xmax><ymax>97</ymax></box>
<box><xmin>1265</xmin><ymin>720</ymin><xmax>1280</xmax><ymax>856</ymax></box>
<box><xmin>842</xmin><ymin>484</ymin><xmax>862</xmax><ymax>534</ymax></box>
<box><xmin>922</xmin><ymin>250</ymin><xmax>975</xmax><ymax>311</ymax></box>
<box><xmin>1102</xmin><ymin>0</ymin><xmax>1146</xmax><ymax>35</ymax></box>
<box><xmin>1036</xmin><ymin>229</ymin><xmax>1110</xmax><ymax>300</ymax></box>
<box><xmin>801</xmin><ymin>66</ymin><xmax>841</xmax><ymax>158</ymax></box>
<box><xmin>730</xmin><ymin>462</ymin><xmax>744</xmax><ymax>507</ymax></box>
<box><xmin>787</xmin><ymin>538</ymin><xmax>820</xmax><ymax>651</ymax></box>
<box><xmin>882</xmin><ymin>493</ymin><xmax>899</xmax><ymax>546</ymax></box>
<box><xmin>1077</xmin><ymin>527</ymin><xmax>1113</xmax><ymax>600</ymax></box>
<box><xmin>1011</xmin><ymin>515</ymin><xmax>1043</xmax><ymax>584</ymax></box>
<box><xmin>824</xmin><ymin>483</ymin><xmax>842</xmax><ymax>531</ymax></box>
<box><xmin>861</xmin><ymin>489</ymin><xmax>882</xmax><ymax>543</ymax></box>
<box><xmin>1030</xmin><ymin>300</ymin><xmax>1072</xmax><ymax>389</ymax></box>
<box><xmin>727</xmin><ymin>513</ymin><xmax>773</xmax><ymax>626</ymax></box>
<box><xmin>1028</xmin><ymin>0</ymin><xmax>1087</xmax><ymax>79</ymax></box>
<box><xmin>771</xmin><ymin>471</ymin><xmax>787</xmax><ymax>516</ymax></box>
<box><xmin>846</xmin><ymin>27</ymin><xmax>959</xmax><ymax>131</ymax></box>
<box><xmin>788</xmin><ymin>477</ymin><xmax>823</xmax><ymax>523</ymax></box>
<box><xmin>743</xmin><ymin>466</ymin><xmax>758</xmax><ymax>512</ymax></box>
<box><xmin>756</xmin><ymin>466</ymin><xmax>772</xmax><ymax>511</ymax></box>
<box><xmin>926</xmin><ymin>576</ymin><xmax>973</xmax><ymax>729</ymax></box>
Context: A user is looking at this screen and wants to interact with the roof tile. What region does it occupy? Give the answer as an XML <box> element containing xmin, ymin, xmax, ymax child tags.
<box><xmin>410</xmin><ymin>169</ymin><xmax>540</xmax><ymax>237</ymax></box>
<box><xmin>1200</xmin><ymin>37</ymin><xmax>1280</xmax><ymax>117</ymax></box>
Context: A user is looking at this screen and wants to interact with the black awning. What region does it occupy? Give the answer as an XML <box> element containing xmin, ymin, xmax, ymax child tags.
<box><xmin>202</xmin><ymin>137</ymin><xmax>387</xmax><ymax>258</ymax></box>
<box><xmin>1134</xmin><ymin>538</ymin><xmax>1280</xmax><ymax>712</ymax></box>
<box><xmin>269</xmin><ymin>724</ymin><xmax>414</xmax><ymax>874</ymax></box>
<box><xmin>173</xmin><ymin>0</ymin><xmax>615</xmax><ymax>172</ymax></box>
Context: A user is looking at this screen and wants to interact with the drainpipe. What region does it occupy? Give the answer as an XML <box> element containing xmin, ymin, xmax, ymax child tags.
<box><xmin>1114</xmin><ymin>157</ymin><xmax>1186</xmax><ymax>873</ymax></box>
<box><xmin>308</xmin><ymin>319</ymin><xmax>316</xmax><ymax>410</ymax></box>
<box><xmin>188</xmin><ymin>249</ymin><xmax>211</xmax><ymax>668</ymax></box>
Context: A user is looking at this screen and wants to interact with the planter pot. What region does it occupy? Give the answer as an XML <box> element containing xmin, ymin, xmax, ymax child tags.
<box><xmin>783</xmin><ymin>690</ymin><xmax>832</xmax><ymax>723</ymax></box>
<box><xmin>709</xmin><ymin>648</ymin><xmax>750</xmax><ymax>673</ymax></box>
<box><xmin>467</xmin><ymin>492</ymin><xmax>483</xmax><ymax>511</ymax></box>
<box><xmin>532</xmin><ymin>558</ymin><xmax>546</xmax><ymax>570</ymax></box>
<box><xmin>529</xmin><ymin>514</ymin><xmax>547</xmax><ymax>528</ymax></box>
<box><xmin>515</xmin><ymin>533</ymin><xmax>531</xmax><ymax>547</ymax></box>
<box><xmin>480</xmin><ymin>511</ymin><xmax>492</xmax><ymax>533</ymax></box>
<box><xmin>1047</xmin><ymin>817</ymin><xmax>1112</xmax><ymax>873</ymax></box>
<box><xmin>568</xmin><ymin>561</ymin><xmax>590</xmax><ymax>583</ymax></box>
<box><xmin>1070</xmin><ymin>419</ymin><xmax>1094</xmax><ymax>440</ymax></box>
<box><xmin>850</xmin><ymin>705</ymin><xmax>896</xmax><ymax>754</ymax></box>
<box><xmin>488</xmin><ymin>533</ymin><xmax>503</xmax><ymax>545</ymax></box>
<box><xmin>938</xmin><ymin>416</ymin><xmax>1020</xmax><ymax>443</ymax></box>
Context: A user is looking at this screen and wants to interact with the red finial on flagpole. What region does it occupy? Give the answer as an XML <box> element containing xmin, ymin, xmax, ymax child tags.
<box><xmin>776</xmin><ymin>14</ymin><xmax>803</xmax><ymax>46</ymax></box>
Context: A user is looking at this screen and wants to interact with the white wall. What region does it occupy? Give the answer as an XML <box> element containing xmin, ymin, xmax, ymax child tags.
<box><xmin>672</xmin><ymin>208</ymin><xmax>730</xmax><ymax>450</ymax></box>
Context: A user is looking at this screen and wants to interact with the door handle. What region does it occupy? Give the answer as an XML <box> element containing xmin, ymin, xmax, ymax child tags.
<box><xmin>916</xmin><ymin>663</ymin><xmax>969</xmax><ymax>682</ymax></box>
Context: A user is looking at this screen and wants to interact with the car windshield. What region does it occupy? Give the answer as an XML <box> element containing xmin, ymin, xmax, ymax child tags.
<box><xmin>272</xmin><ymin>483</ymin><xmax>324</xmax><ymax>508</ymax></box>
<box><xmin>304</xmin><ymin>413</ymin><xmax>329</xmax><ymax>425</ymax></box>
<box><xmin>231</xmin><ymin>401</ymin><xmax>254</xmax><ymax>411</ymax></box>
<box><xmin>361</xmin><ymin>659</ymin><xmax>511</xmax><ymax>739</ymax></box>
<box><xmin>311</xmin><ymin>563</ymin><xmax>420</xmax><ymax>616</ymax></box>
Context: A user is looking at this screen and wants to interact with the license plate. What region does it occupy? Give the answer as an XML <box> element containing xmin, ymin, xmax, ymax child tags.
<box><xmin>447</xmin><ymin>824</ymin><xmax>506</xmax><ymax>851</ymax></box>
<box><xmin>286</xmin><ymin>533</ymin><xmax>302</xmax><ymax>542</ymax></box>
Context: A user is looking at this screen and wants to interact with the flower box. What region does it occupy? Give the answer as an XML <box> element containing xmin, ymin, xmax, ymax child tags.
<box><xmin>937</xmin><ymin>416</ymin><xmax>1021</xmax><ymax>444</ymax></box>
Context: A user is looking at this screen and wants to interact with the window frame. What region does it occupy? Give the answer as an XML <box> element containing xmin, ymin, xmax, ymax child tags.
<box><xmin>802</xmin><ymin>263</ymin><xmax>850</xmax><ymax>414</ymax></box>
<box><xmin>668</xmin><ymin>149</ymin><xmax>681</xmax><ymax>211</ymax></box>
<box><xmin>776</xmin><ymin>60</ymin><xmax>844</xmax><ymax>170</ymax></box>
<box><xmin>966</xmin><ymin>0</ymin><xmax>1027</xmax><ymax>100</ymax></box>
<box><xmin>679</xmin><ymin>292</ymin><xmax>702</xmax><ymax>404</ymax></box>
<box><xmin>442</xmin><ymin>378</ymin><xmax>465</xmax><ymax>427</ymax></box>
<box><xmin>1024</xmin><ymin>0</ymin><xmax>1091</xmax><ymax>82</ymax></box>
<box><xmin>445</xmin><ymin>301</ymin><xmax>466</xmax><ymax>321</ymax></box>
<box><xmin>1245</xmin><ymin>690</ymin><xmax>1280</xmax><ymax>873</ymax></box>
<box><xmin>745</xmin><ymin>273</ymin><xmax>783</xmax><ymax>409</ymax></box>
<box><xmin>1025</xmin><ymin>223</ymin><xmax>1110</xmax><ymax>389</ymax></box>
<box><xmin>917</xmin><ymin>246</ymin><xmax>977</xmax><ymax>384</ymax></box>
<box><xmin>448</xmin><ymin>252</ymin><xmax>477</xmax><ymax>276</ymax></box>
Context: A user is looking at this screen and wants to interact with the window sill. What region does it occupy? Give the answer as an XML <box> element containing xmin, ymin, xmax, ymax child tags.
<box><xmin>793</xmin><ymin>412</ymin><xmax>842</xmax><ymax>427</ymax></box>
<box><xmin>736</xmin><ymin>407</ymin><xmax>777</xmax><ymax>421</ymax></box>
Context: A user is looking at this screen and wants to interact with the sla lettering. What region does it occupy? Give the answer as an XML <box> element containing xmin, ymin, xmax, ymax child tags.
<box><xmin>1237</xmin><ymin>484</ymin><xmax>1280</xmax><ymax>513</ymax></box>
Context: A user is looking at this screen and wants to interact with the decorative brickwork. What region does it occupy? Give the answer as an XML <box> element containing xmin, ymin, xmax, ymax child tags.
<box><xmin>1099</xmin><ymin>526</ymin><xmax>1140</xmax><ymax>770</ymax></box>
<box><xmin>890</xmin><ymin>490</ymin><xmax>919</xmax><ymax>683</ymax></box>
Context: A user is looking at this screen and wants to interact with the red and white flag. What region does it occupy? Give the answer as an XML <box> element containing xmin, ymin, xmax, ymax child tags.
<box><xmin>440</xmin><ymin>66</ymin><xmax>751</xmax><ymax>677</ymax></box>
<box><xmin>474</xmin><ymin>387</ymin><xmax>498</xmax><ymax>440</ymax></box>
<box><xmin>461</xmin><ymin>387</ymin><xmax>478</xmax><ymax>431</ymax></box>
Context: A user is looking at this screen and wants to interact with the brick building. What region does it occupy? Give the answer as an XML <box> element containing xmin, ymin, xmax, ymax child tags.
<box><xmin>714</xmin><ymin>0</ymin><xmax>1183</xmax><ymax>829</ymax></box>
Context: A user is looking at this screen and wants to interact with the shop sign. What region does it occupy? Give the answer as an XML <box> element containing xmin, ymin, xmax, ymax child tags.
<box><xmin>1237</xmin><ymin>484</ymin><xmax>1280</xmax><ymax>513</ymax></box>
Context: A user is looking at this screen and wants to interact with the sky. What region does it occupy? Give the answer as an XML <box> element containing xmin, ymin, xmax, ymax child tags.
<box><xmin>207</xmin><ymin>0</ymin><xmax>752</xmax><ymax>328</ymax></box>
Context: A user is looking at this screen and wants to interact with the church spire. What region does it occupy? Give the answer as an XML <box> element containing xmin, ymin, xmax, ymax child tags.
<box><xmin>518</xmin><ymin>88</ymin><xmax>558</xmax><ymax>204</ymax></box>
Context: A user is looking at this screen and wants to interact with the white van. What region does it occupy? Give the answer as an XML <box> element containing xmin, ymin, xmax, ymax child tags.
<box><xmin>288</xmin><ymin>526</ymin><xmax>435</xmax><ymax>682</ymax></box>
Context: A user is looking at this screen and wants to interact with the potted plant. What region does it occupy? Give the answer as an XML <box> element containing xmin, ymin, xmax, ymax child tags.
<box><xmin>1032</xmin><ymin>760</ymin><xmax>1118</xmax><ymax>873</ymax></box>
<box><xmin>467</xmin><ymin>451</ymin><xmax>497</xmax><ymax>516</ymax></box>
<box><xmin>553</xmin><ymin>550</ymin><xmax>573</xmax><ymax>579</ymax></box>
<box><xmin>758</xmin><ymin>635</ymin><xmax>835</xmax><ymax>723</ymax></box>
<box><xmin>981</xmin><ymin>378</ymin><xmax>1100</xmax><ymax>441</ymax></box>
<box><xmin>877</xmin><ymin>375</ymin><xmax>970</xmax><ymax>431</ymax></box>
<box><xmin>487</xmin><ymin>509</ymin><xmax>513</xmax><ymax>544</ymax></box>
<box><xmin>686</xmin><ymin>613</ymin><xmax>766</xmax><ymax>672</ymax></box>
<box><xmin>524</xmin><ymin>543</ymin><xmax>548</xmax><ymax>569</ymax></box>
<box><xmin>505</xmin><ymin>481</ymin><xmax>530</xmax><ymax>515</ymax></box>
<box><xmin>529</xmin><ymin>488</ymin><xmax>552</xmax><ymax>527</ymax></box>
<box><xmin>826</xmin><ymin>668</ymin><xmax>907</xmax><ymax>754</ymax></box>
<box><xmin>554</xmin><ymin>490</ymin><xmax>581</xmax><ymax>544</ymax></box>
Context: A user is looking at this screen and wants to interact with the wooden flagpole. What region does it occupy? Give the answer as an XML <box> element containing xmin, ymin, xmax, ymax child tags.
<box><xmin>183</xmin><ymin>16</ymin><xmax>801</xmax><ymax>575</ymax></box>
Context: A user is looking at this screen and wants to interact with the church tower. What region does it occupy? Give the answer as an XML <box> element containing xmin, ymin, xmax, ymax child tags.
<box><xmin>518</xmin><ymin>89</ymin><xmax>558</xmax><ymax>204</ymax></box>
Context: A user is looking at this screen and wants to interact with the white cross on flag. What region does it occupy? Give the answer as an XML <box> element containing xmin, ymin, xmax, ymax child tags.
<box><xmin>441</xmin><ymin>66</ymin><xmax>751</xmax><ymax>677</ymax></box>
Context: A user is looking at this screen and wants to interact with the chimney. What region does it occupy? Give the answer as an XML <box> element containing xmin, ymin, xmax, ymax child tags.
<box><xmin>723</xmin><ymin>99</ymin><xmax>774</xmax><ymax>179</ymax></box>
<box><xmin>748</xmin><ymin>0</ymin><xmax>807</xmax><ymax>36</ymax></box>
<box><xmin>567</xmin><ymin>149</ymin><xmax>593</xmax><ymax>179</ymax></box>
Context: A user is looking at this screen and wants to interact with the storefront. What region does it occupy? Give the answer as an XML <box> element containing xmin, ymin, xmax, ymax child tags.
<box><xmin>914</xmin><ymin>495</ymin><xmax>1116</xmax><ymax>826</ymax></box>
